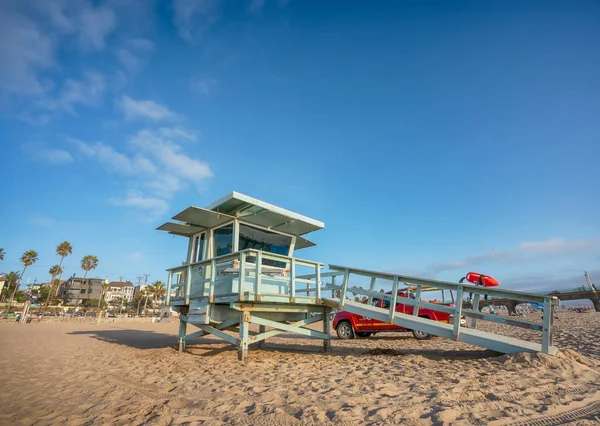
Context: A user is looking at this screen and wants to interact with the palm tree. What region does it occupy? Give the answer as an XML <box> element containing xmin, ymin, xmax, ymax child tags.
<box><xmin>1</xmin><ymin>271</ymin><xmax>20</xmax><ymax>303</ymax></box>
<box><xmin>55</xmin><ymin>241</ymin><xmax>72</xmax><ymax>297</ymax></box>
<box><xmin>45</xmin><ymin>265</ymin><xmax>63</xmax><ymax>308</ymax></box>
<box><xmin>7</xmin><ymin>250</ymin><xmax>38</xmax><ymax>313</ymax></box>
<box><xmin>0</xmin><ymin>248</ymin><xmax>5</xmax><ymax>261</ymax></box>
<box><xmin>97</xmin><ymin>279</ymin><xmax>108</xmax><ymax>310</ymax></box>
<box><xmin>75</xmin><ymin>255</ymin><xmax>98</xmax><ymax>312</ymax></box>
<box><xmin>148</xmin><ymin>281</ymin><xmax>166</xmax><ymax>316</ymax></box>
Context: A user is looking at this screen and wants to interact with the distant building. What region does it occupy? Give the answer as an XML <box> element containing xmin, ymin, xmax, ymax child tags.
<box><xmin>104</xmin><ymin>281</ymin><xmax>136</xmax><ymax>303</ymax></box>
<box><xmin>58</xmin><ymin>277</ymin><xmax>103</xmax><ymax>305</ymax></box>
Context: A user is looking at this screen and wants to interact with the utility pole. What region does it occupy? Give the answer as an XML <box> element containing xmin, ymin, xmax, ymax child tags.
<box><xmin>584</xmin><ymin>271</ymin><xmax>597</xmax><ymax>292</ymax></box>
<box><xmin>136</xmin><ymin>276</ymin><xmax>143</xmax><ymax>316</ymax></box>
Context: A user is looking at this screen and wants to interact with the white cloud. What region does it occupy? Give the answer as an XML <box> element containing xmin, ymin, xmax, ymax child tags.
<box><xmin>249</xmin><ymin>0</ymin><xmax>266</xmax><ymax>14</ymax></box>
<box><xmin>158</xmin><ymin>127</ymin><xmax>198</xmax><ymax>141</ymax></box>
<box><xmin>71</xmin><ymin>128</ymin><xmax>212</xmax><ymax>213</ymax></box>
<box><xmin>37</xmin><ymin>1</ymin><xmax>116</xmax><ymax>51</ymax></box>
<box><xmin>109</xmin><ymin>191</ymin><xmax>168</xmax><ymax>212</ymax></box>
<box><xmin>427</xmin><ymin>238</ymin><xmax>600</xmax><ymax>274</ymax></box>
<box><xmin>116</xmin><ymin>49</ymin><xmax>141</xmax><ymax>73</ymax></box>
<box><xmin>518</xmin><ymin>238</ymin><xmax>599</xmax><ymax>256</ymax></box>
<box><xmin>71</xmin><ymin>139</ymin><xmax>156</xmax><ymax>174</ymax></box>
<box><xmin>191</xmin><ymin>76</ymin><xmax>218</xmax><ymax>95</ymax></box>
<box><xmin>128</xmin><ymin>38</ymin><xmax>154</xmax><ymax>51</ymax></box>
<box><xmin>0</xmin><ymin>3</ymin><xmax>54</xmax><ymax>96</ymax></box>
<box><xmin>30</xmin><ymin>214</ymin><xmax>55</xmax><ymax>228</ymax></box>
<box><xmin>117</xmin><ymin>96</ymin><xmax>178</xmax><ymax>121</ymax></box>
<box><xmin>33</xmin><ymin>148</ymin><xmax>74</xmax><ymax>165</ymax></box>
<box><xmin>131</xmin><ymin>129</ymin><xmax>213</xmax><ymax>181</ymax></box>
<box><xmin>172</xmin><ymin>0</ymin><xmax>220</xmax><ymax>43</ymax></box>
<box><xmin>128</xmin><ymin>251</ymin><xmax>144</xmax><ymax>261</ymax></box>
<box><xmin>37</xmin><ymin>72</ymin><xmax>105</xmax><ymax>114</ymax></box>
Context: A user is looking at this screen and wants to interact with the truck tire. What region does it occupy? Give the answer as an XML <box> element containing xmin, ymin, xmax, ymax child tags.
<box><xmin>412</xmin><ymin>329</ymin><xmax>433</xmax><ymax>340</ymax></box>
<box><xmin>336</xmin><ymin>321</ymin><xmax>354</xmax><ymax>339</ymax></box>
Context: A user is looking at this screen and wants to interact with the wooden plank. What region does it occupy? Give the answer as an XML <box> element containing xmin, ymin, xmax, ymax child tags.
<box><xmin>249</xmin><ymin>314</ymin><xmax>325</xmax><ymax>343</ymax></box>
<box><xmin>413</xmin><ymin>284</ymin><xmax>422</xmax><ymax>316</ymax></box>
<box><xmin>255</xmin><ymin>252</ymin><xmax>262</xmax><ymax>297</ymax></box>
<box><xmin>248</xmin><ymin>315</ymin><xmax>329</xmax><ymax>340</ymax></box>
<box><xmin>196</xmin><ymin>324</ymin><xmax>239</xmax><ymax>346</ymax></box>
<box><xmin>388</xmin><ymin>277</ymin><xmax>399</xmax><ymax>323</ymax></box>
<box><xmin>542</xmin><ymin>297</ymin><xmax>552</xmax><ymax>354</ymax></box>
<box><xmin>316</xmin><ymin>266</ymin><xmax>321</xmax><ymax>301</ymax></box>
<box><xmin>340</xmin><ymin>269</ymin><xmax>350</xmax><ymax>308</ymax></box>
<box><xmin>471</xmin><ymin>293</ymin><xmax>480</xmax><ymax>329</ymax></box>
<box><xmin>453</xmin><ymin>286</ymin><xmax>464</xmax><ymax>339</ymax></box>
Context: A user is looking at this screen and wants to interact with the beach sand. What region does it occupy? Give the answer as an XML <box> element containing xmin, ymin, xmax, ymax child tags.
<box><xmin>1</xmin><ymin>310</ymin><xmax>599</xmax><ymax>425</ymax></box>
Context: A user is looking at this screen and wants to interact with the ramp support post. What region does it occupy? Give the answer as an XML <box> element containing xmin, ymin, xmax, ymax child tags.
<box><xmin>471</xmin><ymin>293</ymin><xmax>481</xmax><ymax>329</ymax></box>
<box><xmin>453</xmin><ymin>286</ymin><xmax>464</xmax><ymax>340</ymax></box>
<box><xmin>178</xmin><ymin>317</ymin><xmax>187</xmax><ymax>352</ymax></box>
<box><xmin>323</xmin><ymin>307</ymin><xmax>332</xmax><ymax>352</ymax></box>
<box><xmin>238</xmin><ymin>311</ymin><xmax>250</xmax><ymax>362</ymax></box>
<box><xmin>339</xmin><ymin>269</ymin><xmax>350</xmax><ymax>308</ymax></box>
<box><xmin>542</xmin><ymin>297</ymin><xmax>553</xmax><ymax>354</ymax></box>
<box><xmin>388</xmin><ymin>277</ymin><xmax>399</xmax><ymax>323</ymax></box>
<box><xmin>258</xmin><ymin>325</ymin><xmax>266</xmax><ymax>349</ymax></box>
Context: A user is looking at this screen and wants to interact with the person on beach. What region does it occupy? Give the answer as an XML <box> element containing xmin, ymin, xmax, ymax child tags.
<box><xmin>15</xmin><ymin>313</ymin><xmax>21</xmax><ymax>323</ymax></box>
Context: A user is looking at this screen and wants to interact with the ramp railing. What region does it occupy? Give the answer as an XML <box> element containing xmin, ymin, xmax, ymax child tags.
<box><xmin>301</xmin><ymin>265</ymin><xmax>559</xmax><ymax>355</ymax></box>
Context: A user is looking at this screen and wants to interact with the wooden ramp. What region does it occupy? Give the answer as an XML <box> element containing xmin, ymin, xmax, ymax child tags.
<box><xmin>323</xmin><ymin>298</ymin><xmax>558</xmax><ymax>356</ymax></box>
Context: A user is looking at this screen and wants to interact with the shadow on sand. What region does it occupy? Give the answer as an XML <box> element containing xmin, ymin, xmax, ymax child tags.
<box><xmin>69</xmin><ymin>329</ymin><xmax>222</xmax><ymax>350</ymax></box>
<box><xmin>69</xmin><ymin>329</ymin><xmax>502</xmax><ymax>361</ymax></box>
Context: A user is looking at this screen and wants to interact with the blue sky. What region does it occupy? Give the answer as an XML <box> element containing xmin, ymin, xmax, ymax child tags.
<box><xmin>0</xmin><ymin>0</ymin><xmax>599</xmax><ymax>292</ymax></box>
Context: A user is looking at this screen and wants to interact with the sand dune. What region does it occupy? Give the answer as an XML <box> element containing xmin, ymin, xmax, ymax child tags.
<box><xmin>1</xmin><ymin>310</ymin><xmax>599</xmax><ymax>425</ymax></box>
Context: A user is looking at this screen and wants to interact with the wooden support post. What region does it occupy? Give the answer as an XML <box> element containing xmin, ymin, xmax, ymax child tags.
<box><xmin>185</xmin><ymin>264</ymin><xmax>192</xmax><ymax>305</ymax></box>
<box><xmin>166</xmin><ymin>271</ymin><xmax>173</xmax><ymax>306</ymax></box>
<box><xmin>255</xmin><ymin>252</ymin><xmax>262</xmax><ymax>299</ymax></box>
<box><xmin>208</xmin><ymin>259</ymin><xmax>216</xmax><ymax>303</ymax></box>
<box><xmin>471</xmin><ymin>293</ymin><xmax>480</xmax><ymax>329</ymax></box>
<box><xmin>178</xmin><ymin>316</ymin><xmax>187</xmax><ymax>352</ymax></box>
<box><xmin>238</xmin><ymin>311</ymin><xmax>250</xmax><ymax>362</ymax></box>
<box><xmin>367</xmin><ymin>277</ymin><xmax>376</xmax><ymax>305</ymax></box>
<box><xmin>331</xmin><ymin>276</ymin><xmax>336</xmax><ymax>298</ymax></box>
<box><xmin>315</xmin><ymin>266</ymin><xmax>321</xmax><ymax>302</ymax></box>
<box><xmin>340</xmin><ymin>269</ymin><xmax>350</xmax><ymax>308</ymax></box>
<box><xmin>542</xmin><ymin>297</ymin><xmax>552</xmax><ymax>354</ymax></box>
<box><xmin>323</xmin><ymin>307</ymin><xmax>331</xmax><ymax>352</ymax></box>
<box><xmin>290</xmin><ymin>259</ymin><xmax>296</xmax><ymax>302</ymax></box>
<box><xmin>239</xmin><ymin>253</ymin><xmax>246</xmax><ymax>301</ymax></box>
<box><xmin>389</xmin><ymin>277</ymin><xmax>399</xmax><ymax>323</ymax></box>
<box><xmin>258</xmin><ymin>324</ymin><xmax>266</xmax><ymax>349</ymax></box>
<box><xmin>413</xmin><ymin>284</ymin><xmax>422</xmax><ymax>316</ymax></box>
<box><xmin>453</xmin><ymin>286</ymin><xmax>464</xmax><ymax>340</ymax></box>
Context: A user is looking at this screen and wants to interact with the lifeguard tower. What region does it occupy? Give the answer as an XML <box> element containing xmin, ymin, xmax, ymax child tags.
<box><xmin>158</xmin><ymin>192</ymin><xmax>330</xmax><ymax>361</ymax></box>
<box><xmin>158</xmin><ymin>192</ymin><xmax>558</xmax><ymax>361</ymax></box>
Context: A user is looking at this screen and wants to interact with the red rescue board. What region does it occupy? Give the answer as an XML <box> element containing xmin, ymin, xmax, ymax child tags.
<box><xmin>465</xmin><ymin>272</ymin><xmax>500</xmax><ymax>287</ymax></box>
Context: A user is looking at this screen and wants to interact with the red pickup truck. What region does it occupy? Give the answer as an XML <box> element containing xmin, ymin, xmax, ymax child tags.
<box><xmin>333</xmin><ymin>291</ymin><xmax>466</xmax><ymax>340</ymax></box>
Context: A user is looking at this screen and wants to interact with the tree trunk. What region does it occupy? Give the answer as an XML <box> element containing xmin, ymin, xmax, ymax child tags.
<box><xmin>136</xmin><ymin>297</ymin><xmax>142</xmax><ymax>316</ymax></box>
<box><xmin>55</xmin><ymin>256</ymin><xmax>65</xmax><ymax>298</ymax></box>
<box><xmin>143</xmin><ymin>295</ymin><xmax>149</xmax><ymax>316</ymax></box>
<box><xmin>7</xmin><ymin>265</ymin><xmax>28</xmax><ymax>313</ymax></box>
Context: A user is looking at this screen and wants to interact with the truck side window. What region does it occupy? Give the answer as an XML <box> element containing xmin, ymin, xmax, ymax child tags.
<box><xmin>371</xmin><ymin>298</ymin><xmax>380</xmax><ymax>306</ymax></box>
<box><xmin>382</xmin><ymin>299</ymin><xmax>391</xmax><ymax>309</ymax></box>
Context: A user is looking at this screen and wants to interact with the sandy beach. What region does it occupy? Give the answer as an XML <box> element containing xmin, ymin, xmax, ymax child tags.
<box><xmin>1</xmin><ymin>310</ymin><xmax>599</xmax><ymax>425</ymax></box>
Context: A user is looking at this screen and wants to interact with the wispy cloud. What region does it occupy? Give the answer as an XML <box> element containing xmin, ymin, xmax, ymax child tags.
<box><xmin>109</xmin><ymin>191</ymin><xmax>169</xmax><ymax>213</ymax></box>
<box><xmin>37</xmin><ymin>72</ymin><xmax>105</xmax><ymax>114</ymax></box>
<box><xmin>70</xmin><ymin>139</ymin><xmax>157</xmax><ymax>175</ymax></box>
<box><xmin>428</xmin><ymin>238</ymin><xmax>600</xmax><ymax>274</ymax></box>
<box><xmin>191</xmin><ymin>76</ymin><xmax>218</xmax><ymax>95</ymax></box>
<box><xmin>130</xmin><ymin>129</ymin><xmax>213</xmax><ymax>181</ymax></box>
<box><xmin>0</xmin><ymin>2</ymin><xmax>54</xmax><ymax>96</ymax></box>
<box><xmin>172</xmin><ymin>0</ymin><xmax>220</xmax><ymax>44</ymax></box>
<box><xmin>117</xmin><ymin>96</ymin><xmax>178</xmax><ymax>121</ymax></box>
<box><xmin>30</xmin><ymin>214</ymin><xmax>55</xmax><ymax>228</ymax></box>
<box><xmin>24</xmin><ymin>144</ymin><xmax>74</xmax><ymax>165</ymax></box>
<box><xmin>71</xmin><ymin>125</ymin><xmax>213</xmax><ymax>214</ymax></box>
<box><xmin>248</xmin><ymin>0</ymin><xmax>266</xmax><ymax>14</ymax></box>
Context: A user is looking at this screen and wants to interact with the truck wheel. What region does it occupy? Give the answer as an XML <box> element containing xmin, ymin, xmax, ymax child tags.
<box><xmin>412</xmin><ymin>330</ymin><xmax>433</xmax><ymax>340</ymax></box>
<box><xmin>356</xmin><ymin>332</ymin><xmax>372</xmax><ymax>338</ymax></box>
<box><xmin>336</xmin><ymin>321</ymin><xmax>354</xmax><ymax>340</ymax></box>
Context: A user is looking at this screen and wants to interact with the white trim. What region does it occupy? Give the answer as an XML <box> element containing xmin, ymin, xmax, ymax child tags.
<box><xmin>205</xmin><ymin>191</ymin><xmax>325</xmax><ymax>230</ymax></box>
